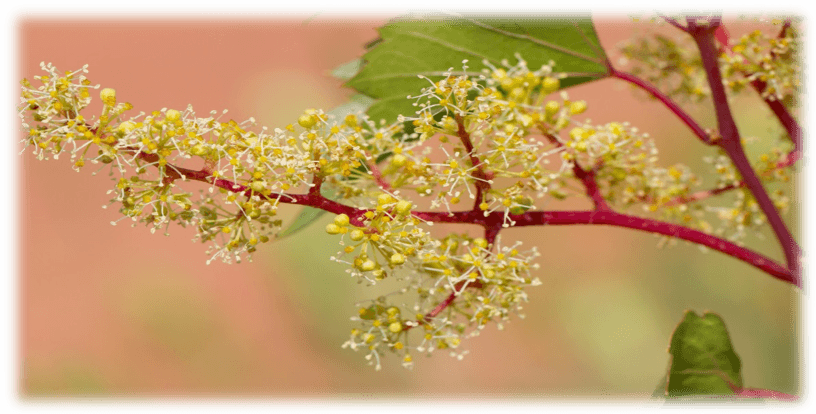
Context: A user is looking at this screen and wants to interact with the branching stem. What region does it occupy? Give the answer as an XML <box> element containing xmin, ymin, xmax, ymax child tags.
<box><xmin>688</xmin><ymin>19</ymin><xmax>801</xmax><ymax>279</ymax></box>
<box><xmin>455</xmin><ymin>115</ymin><xmax>492</xmax><ymax>209</ymax></box>
<box><xmin>608</xmin><ymin>69</ymin><xmax>713</xmax><ymax>145</ymax></box>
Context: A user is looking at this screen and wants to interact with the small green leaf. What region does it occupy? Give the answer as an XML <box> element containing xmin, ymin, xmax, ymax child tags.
<box><xmin>331</xmin><ymin>58</ymin><xmax>364</xmax><ymax>80</ymax></box>
<box><xmin>326</xmin><ymin>94</ymin><xmax>375</xmax><ymax>120</ymax></box>
<box><xmin>666</xmin><ymin>310</ymin><xmax>743</xmax><ymax>398</ymax></box>
<box><xmin>275</xmin><ymin>184</ymin><xmax>338</xmax><ymax>239</ymax></box>
<box><xmin>348</xmin><ymin>13</ymin><xmax>610</xmax><ymax>127</ymax></box>
<box><xmin>652</xmin><ymin>375</ymin><xmax>668</xmax><ymax>399</ymax></box>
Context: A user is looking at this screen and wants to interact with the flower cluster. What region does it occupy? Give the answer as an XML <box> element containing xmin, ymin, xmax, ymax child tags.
<box><xmin>619</xmin><ymin>19</ymin><xmax>801</xmax><ymax>105</ymax></box>
<box><xmin>19</xmin><ymin>49</ymin><xmax>794</xmax><ymax>369</ymax></box>
<box><xmin>719</xmin><ymin>25</ymin><xmax>801</xmax><ymax>102</ymax></box>
<box><xmin>693</xmin><ymin>137</ymin><xmax>795</xmax><ymax>243</ymax></box>
<box><xmin>618</xmin><ymin>34</ymin><xmax>710</xmax><ymax>102</ymax></box>
<box><xmin>338</xmin><ymin>232</ymin><xmax>541</xmax><ymax>370</ymax></box>
<box><xmin>19</xmin><ymin>62</ymin><xmax>408</xmax><ymax>265</ymax></box>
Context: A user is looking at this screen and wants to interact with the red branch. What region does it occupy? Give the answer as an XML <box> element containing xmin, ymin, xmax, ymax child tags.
<box><xmin>609</xmin><ymin>69</ymin><xmax>713</xmax><ymax>145</ymax></box>
<box><xmin>506</xmin><ymin>210</ymin><xmax>796</xmax><ymax>285</ymax></box>
<box><xmin>541</xmin><ymin>130</ymin><xmax>610</xmax><ymax>211</ymax></box>
<box><xmin>711</xmin><ymin>24</ymin><xmax>802</xmax><ymax>156</ymax></box>
<box><xmin>131</xmin><ymin>149</ymin><xmax>796</xmax><ymax>286</ymax></box>
<box><xmin>403</xmin><ymin>280</ymin><xmax>484</xmax><ymax>332</ymax></box>
<box><xmin>753</xmin><ymin>79</ymin><xmax>802</xmax><ymax>156</ymax></box>
<box><xmin>689</xmin><ymin>19</ymin><xmax>801</xmax><ymax>279</ymax></box>
<box><xmin>455</xmin><ymin>115</ymin><xmax>493</xmax><ymax>209</ymax></box>
<box><xmin>663</xmin><ymin>182</ymin><xmax>743</xmax><ymax>207</ymax></box>
<box><xmin>732</xmin><ymin>387</ymin><xmax>798</xmax><ymax>401</ymax></box>
<box><xmin>362</xmin><ymin>154</ymin><xmax>392</xmax><ymax>191</ymax></box>
<box><xmin>659</xmin><ymin>15</ymin><xmax>690</xmax><ymax>33</ymax></box>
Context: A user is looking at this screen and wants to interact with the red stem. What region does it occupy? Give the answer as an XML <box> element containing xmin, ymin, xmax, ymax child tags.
<box><xmin>505</xmin><ymin>210</ymin><xmax>795</xmax><ymax>285</ymax></box>
<box><xmin>732</xmin><ymin>387</ymin><xmax>798</xmax><ymax>401</ymax></box>
<box><xmin>689</xmin><ymin>20</ymin><xmax>800</xmax><ymax>279</ymax></box>
<box><xmin>659</xmin><ymin>15</ymin><xmax>690</xmax><ymax>32</ymax></box>
<box><xmin>753</xmin><ymin>80</ymin><xmax>802</xmax><ymax>155</ymax></box>
<box><xmin>455</xmin><ymin>115</ymin><xmax>492</xmax><ymax>209</ymax></box>
<box><xmin>362</xmin><ymin>155</ymin><xmax>392</xmax><ymax>191</ymax></box>
<box><xmin>609</xmin><ymin>69</ymin><xmax>713</xmax><ymax>145</ymax></box>
<box><xmin>129</xmin><ymin>143</ymin><xmax>796</xmax><ymax>286</ymax></box>
<box><xmin>663</xmin><ymin>182</ymin><xmax>743</xmax><ymax>207</ymax></box>
<box><xmin>712</xmin><ymin>21</ymin><xmax>802</xmax><ymax>154</ymax></box>
<box><xmin>542</xmin><ymin>130</ymin><xmax>610</xmax><ymax>211</ymax></box>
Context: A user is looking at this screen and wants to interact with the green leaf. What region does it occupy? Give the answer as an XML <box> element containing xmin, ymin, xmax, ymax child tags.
<box><xmin>666</xmin><ymin>310</ymin><xmax>743</xmax><ymax>398</ymax></box>
<box><xmin>652</xmin><ymin>369</ymin><xmax>669</xmax><ymax>399</ymax></box>
<box><xmin>348</xmin><ymin>13</ymin><xmax>610</xmax><ymax>127</ymax></box>
<box><xmin>331</xmin><ymin>58</ymin><xmax>363</xmax><ymax>81</ymax></box>
<box><xmin>275</xmin><ymin>184</ymin><xmax>337</xmax><ymax>239</ymax></box>
<box><xmin>275</xmin><ymin>206</ymin><xmax>324</xmax><ymax>239</ymax></box>
<box><xmin>660</xmin><ymin>311</ymin><xmax>767</xmax><ymax>409</ymax></box>
<box><xmin>326</xmin><ymin>94</ymin><xmax>375</xmax><ymax>120</ymax></box>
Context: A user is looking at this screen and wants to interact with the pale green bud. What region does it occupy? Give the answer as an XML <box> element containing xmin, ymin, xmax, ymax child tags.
<box><xmin>100</xmin><ymin>88</ymin><xmax>116</xmax><ymax>106</ymax></box>
<box><xmin>350</xmin><ymin>229</ymin><xmax>365</xmax><ymax>241</ymax></box>
<box><xmin>395</xmin><ymin>200</ymin><xmax>413</xmax><ymax>215</ymax></box>
<box><xmin>390</xmin><ymin>253</ymin><xmax>405</xmax><ymax>265</ymax></box>
<box><xmin>360</xmin><ymin>259</ymin><xmax>376</xmax><ymax>272</ymax></box>
<box><xmin>544</xmin><ymin>101</ymin><xmax>560</xmax><ymax>117</ymax></box>
<box><xmin>542</xmin><ymin>77</ymin><xmax>560</xmax><ymax>94</ymax></box>
<box><xmin>569</xmin><ymin>100</ymin><xmax>587</xmax><ymax>115</ymax></box>
<box><xmin>165</xmin><ymin>109</ymin><xmax>181</xmax><ymax>122</ymax></box>
<box><xmin>334</xmin><ymin>214</ymin><xmax>350</xmax><ymax>227</ymax></box>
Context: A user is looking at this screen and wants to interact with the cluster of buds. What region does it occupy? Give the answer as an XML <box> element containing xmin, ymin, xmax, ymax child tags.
<box><xmin>19</xmin><ymin>62</ymin><xmax>409</xmax><ymax>264</ymax></box>
<box><xmin>719</xmin><ymin>25</ymin><xmax>801</xmax><ymax>102</ymax></box>
<box><xmin>695</xmin><ymin>136</ymin><xmax>794</xmax><ymax>244</ymax></box>
<box><xmin>327</xmin><ymin>196</ymin><xmax>431</xmax><ymax>284</ymax></box>
<box><xmin>340</xmin><ymin>233</ymin><xmax>541</xmax><ymax>370</ymax></box>
<box><xmin>619</xmin><ymin>19</ymin><xmax>801</xmax><ymax>105</ymax></box>
<box><xmin>618</xmin><ymin>33</ymin><xmax>710</xmax><ymax>102</ymax></box>
<box><xmin>19</xmin><ymin>48</ymin><xmax>794</xmax><ymax>368</ymax></box>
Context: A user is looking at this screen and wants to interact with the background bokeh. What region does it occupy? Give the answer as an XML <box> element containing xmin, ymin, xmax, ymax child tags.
<box><xmin>18</xmin><ymin>16</ymin><xmax>800</xmax><ymax>397</ymax></box>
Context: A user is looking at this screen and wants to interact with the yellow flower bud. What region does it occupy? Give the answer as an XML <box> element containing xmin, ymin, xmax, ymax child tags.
<box><xmin>360</xmin><ymin>259</ymin><xmax>376</xmax><ymax>272</ymax></box>
<box><xmin>569</xmin><ymin>100</ymin><xmax>587</xmax><ymax>115</ymax></box>
<box><xmin>165</xmin><ymin>109</ymin><xmax>181</xmax><ymax>122</ymax></box>
<box><xmin>390</xmin><ymin>253</ymin><xmax>405</xmax><ymax>265</ymax></box>
<box><xmin>473</xmin><ymin>238</ymin><xmax>488</xmax><ymax>249</ymax></box>
<box><xmin>250</xmin><ymin>180</ymin><xmax>267</xmax><ymax>193</ymax></box>
<box><xmin>377</xmin><ymin>193</ymin><xmax>394</xmax><ymax>205</ymax></box>
<box><xmin>395</xmin><ymin>200</ymin><xmax>413</xmax><ymax>215</ymax></box>
<box><xmin>297</xmin><ymin>114</ymin><xmax>317</xmax><ymax>129</ymax></box>
<box><xmin>100</xmin><ymin>88</ymin><xmax>116</xmax><ymax>106</ymax></box>
<box><xmin>544</xmin><ymin>100</ymin><xmax>560</xmax><ymax>117</ymax></box>
<box><xmin>542</xmin><ymin>77</ymin><xmax>560</xmax><ymax>93</ymax></box>
<box><xmin>117</xmin><ymin>121</ymin><xmax>136</xmax><ymax>135</ymax></box>
<box><xmin>334</xmin><ymin>213</ymin><xmax>350</xmax><ymax>227</ymax></box>
<box><xmin>349</xmin><ymin>229</ymin><xmax>365</xmax><ymax>241</ymax></box>
<box><xmin>391</xmin><ymin>154</ymin><xmax>407</xmax><ymax>167</ymax></box>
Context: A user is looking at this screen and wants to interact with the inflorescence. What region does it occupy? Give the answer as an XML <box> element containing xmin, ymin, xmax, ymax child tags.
<box><xmin>19</xmin><ymin>48</ymin><xmax>795</xmax><ymax>369</ymax></box>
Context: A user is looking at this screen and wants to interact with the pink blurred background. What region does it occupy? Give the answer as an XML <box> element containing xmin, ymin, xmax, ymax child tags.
<box><xmin>17</xmin><ymin>16</ymin><xmax>800</xmax><ymax>397</ymax></box>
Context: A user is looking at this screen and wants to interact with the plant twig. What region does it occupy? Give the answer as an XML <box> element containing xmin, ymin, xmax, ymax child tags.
<box><xmin>688</xmin><ymin>19</ymin><xmax>801</xmax><ymax>278</ymax></box>
<box><xmin>659</xmin><ymin>15</ymin><xmax>690</xmax><ymax>32</ymax></box>
<box><xmin>127</xmin><ymin>143</ymin><xmax>797</xmax><ymax>286</ymax></box>
<box><xmin>711</xmin><ymin>21</ymin><xmax>802</xmax><ymax>153</ymax></box>
<box><xmin>541</xmin><ymin>129</ymin><xmax>611</xmax><ymax>211</ymax></box>
<box><xmin>608</xmin><ymin>69</ymin><xmax>713</xmax><ymax>145</ymax></box>
<box><xmin>455</xmin><ymin>114</ymin><xmax>493</xmax><ymax>209</ymax></box>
